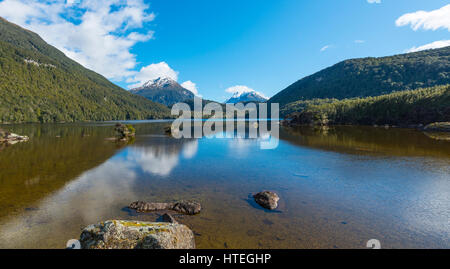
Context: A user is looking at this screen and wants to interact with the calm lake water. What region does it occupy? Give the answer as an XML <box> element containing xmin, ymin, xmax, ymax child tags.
<box><xmin>0</xmin><ymin>121</ymin><xmax>449</xmax><ymax>249</ymax></box>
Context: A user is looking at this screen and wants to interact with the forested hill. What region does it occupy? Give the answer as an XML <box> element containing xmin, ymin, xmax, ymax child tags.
<box><xmin>0</xmin><ymin>17</ymin><xmax>170</xmax><ymax>123</ymax></box>
<box><xmin>283</xmin><ymin>84</ymin><xmax>450</xmax><ymax>127</ymax></box>
<box><xmin>269</xmin><ymin>46</ymin><xmax>450</xmax><ymax>107</ymax></box>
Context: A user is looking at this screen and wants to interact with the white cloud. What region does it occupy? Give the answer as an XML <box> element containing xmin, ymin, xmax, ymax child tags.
<box><xmin>127</xmin><ymin>62</ymin><xmax>179</xmax><ymax>88</ymax></box>
<box><xmin>0</xmin><ymin>0</ymin><xmax>155</xmax><ymax>81</ymax></box>
<box><xmin>320</xmin><ymin>45</ymin><xmax>331</xmax><ymax>52</ymax></box>
<box><xmin>396</xmin><ymin>4</ymin><xmax>450</xmax><ymax>31</ymax></box>
<box><xmin>225</xmin><ymin>85</ymin><xmax>268</xmax><ymax>99</ymax></box>
<box><xmin>181</xmin><ymin>81</ymin><xmax>199</xmax><ymax>96</ymax></box>
<box><xmin>367</xmin><ymin>0</ymin><xmax>381</xmax><ymax>4</ymax></box>
<box><xmin>406</xmin><ymin>40</ymin><xmax>450</xmax><ymax>53</ymax></box>
<box><xmin>355</xmin><ymin>40</ymin><xmax>365</xmax><ymax>43</ymax></box>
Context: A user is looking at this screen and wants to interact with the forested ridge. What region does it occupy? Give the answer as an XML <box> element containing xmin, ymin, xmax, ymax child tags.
<box><xmin>0</xmin><ymin>17</ymin><xmax>170</xmax><ymax>123</ymax></box>
<box><xmin>284</xmin><ymin>84</ymin><xmax>450</xmax><ymax>126</ymax></box>
<box><xmin>270</xmin><ymin>46</ymin><xmax>450</xmax><ymax>108</ymax></box>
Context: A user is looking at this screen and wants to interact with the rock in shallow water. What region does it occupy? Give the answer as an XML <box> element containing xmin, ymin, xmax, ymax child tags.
<box><xmin>161</xmin><ymin>213</ymin><xmax>177</xmax><ymax>223</ymax></box>
<box><xmin>0</xmin><ymin>129</ymin><xmax>29</xmax><ymax>145</ymax></box>
<box><xmin>129</xmin><ymin>201</ymin><xmax>202</xmax><ymax>215</ymax></box>
<box><xmin>172</xmin><ymin>201</ymin><xmax>202</xmax><ymax>215</ymax></box>
<box><xmin>129</xmin><ymin>201</ymin><xmax>172</xmax><ymax>212</ymax></box>
<box><xmin>114</xmin><ymin>123</ymin><xmax>135</xmax><ymax>142</ymax></box>
<box><xmin>79</xmin><ymin>220</ymin><xmax>195</xmax><ymax>249</ymax></box>
<box><xmin>253</xmin><ymin>191</ymin><xmax>280</xmax><ymax>210</ymax></box>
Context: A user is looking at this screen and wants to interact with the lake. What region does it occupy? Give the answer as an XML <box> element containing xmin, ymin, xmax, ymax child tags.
<box><xmin>0</xmin><ymin>121</ymin><xmax>449</xmax><ymax>249</ymax></box>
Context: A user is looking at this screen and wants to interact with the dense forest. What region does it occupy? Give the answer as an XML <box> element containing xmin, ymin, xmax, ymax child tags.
<box><xmin>283</xmin><ymin>85</ymin><xmax>450</xmax><ymax>126</ymax></box>
<box><xmin>0</xmin><ymin>17</ymin><xmax>170</xmax><ymax>123</ymax></box>
<box><xmin>269</xmin><ymin>46</ymin><xmax>450</xmax><ymax>108</ymax></box>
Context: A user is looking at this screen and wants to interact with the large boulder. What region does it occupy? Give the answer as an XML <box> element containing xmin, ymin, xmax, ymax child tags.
<box><xmin>253</xmin><ymin>191</ymin><xmax>280</xmax><ymax>210</ymax></box>
<box><xmin>79</xmin><ymin>220</ymin><xmax>195</xmax><ymax>249</ymax></box>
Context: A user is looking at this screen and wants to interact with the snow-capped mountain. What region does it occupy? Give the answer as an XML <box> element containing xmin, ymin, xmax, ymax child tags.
<box><xmin>225</xmin><ymin>90</ymin><xmax>268</xmax><ymax>104</ymax></box>
<box><xmin>130</xmin><ymin>77</ymin><xmax>195</xmax><ymax>107</ymax></box>
<box><xmin>138</xmin><ymin>77</ymin><xmax>180</xmax><ymax>90</ymax></box>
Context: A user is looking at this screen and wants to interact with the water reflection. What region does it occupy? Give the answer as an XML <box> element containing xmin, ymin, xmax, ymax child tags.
<box><xmin>0</xmin><ymin>132</ymin><xmax>199</xmax><ymax>248</ymax></box>
<box><xmin>125</xmin><ymin>138</ymin><xmax>198</xmax><ymax>176</ymax></box>
<box><xmin>281</xmin><ymin>126</ymin><xmax>450</xmax><ymax>158</ymax></box>
<box><xmin>0</xmin><ymin>124</ymin><xmax>122</xmax><ymax>220</ymax></box>
<box><xmin>0</xmin><ymin>122</ymin><xmax>449</xmax><ymax>249</ymax></box>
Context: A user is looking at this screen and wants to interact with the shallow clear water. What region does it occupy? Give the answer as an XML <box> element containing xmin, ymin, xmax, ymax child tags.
<box><xmin>0</xmin><ymin>122</ymin><xmax>449</xmax><ymax>249</ymax></box>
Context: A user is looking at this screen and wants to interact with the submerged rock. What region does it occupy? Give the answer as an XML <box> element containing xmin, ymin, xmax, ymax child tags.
<box><xmin>79</xmin><ymin>220</ymin><xmax>195</xmax><ymax>249</ymax></box>
<box><xmin>0</xmin><ymin>128</ymin><xmax>29</xmax><ymax>145</ymax></box>
<box><xmin>129</xmin><ymin>201</ymin><xmax>202</xmax><ymax>215</ymax></box>
<box><xmin>253</xmin><ymin>191</ymin><xmax>280</xmax><ymax>210</ymax></box>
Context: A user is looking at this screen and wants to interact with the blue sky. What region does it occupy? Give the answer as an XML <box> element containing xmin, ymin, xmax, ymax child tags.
<box><xmin>0</xmin><ymin>0</ymin><xmax>449</xmax><ymax>101</ymax></box>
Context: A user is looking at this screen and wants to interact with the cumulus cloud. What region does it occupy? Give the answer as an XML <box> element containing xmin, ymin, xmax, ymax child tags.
<box><xmin>396</xmin><ymin>4</ymin><xmax>450</xmax><ymax>31</ymax></box>
<box><xmin>181</xmin><ymin>81</ymin><xmax>200</xmax><ymax>96</ymax></box>
<box><xmin>225</xmin><ymin>85</ymin><xmax>268</xmax><ymax>99</ymax></box>
<box><xmin>367</xmin><ymin>0</ymin><xmax>381</xmax><ymax>3</ymax></box>
<box><xmin>127</xmin><ymin>62</ymin><xmax>179</xmax><ymax>88</ymax></box>
<box><xmin>406</xmin><ymin>40</ymin><xmax>450</xmax><ymax>53</ymax></box>
<box><xmin>0</xmin><ymin>0</ymin><xmax>155</xmax><ymax>81</ymax></box>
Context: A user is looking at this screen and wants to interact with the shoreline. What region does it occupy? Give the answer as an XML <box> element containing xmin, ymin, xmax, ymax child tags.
<box><xmin>281</xmin><ymin>121</ymin><xmax>450</xmax><ymax>132</ymax></box>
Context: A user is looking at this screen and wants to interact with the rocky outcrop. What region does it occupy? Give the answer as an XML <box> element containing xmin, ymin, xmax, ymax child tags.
<box><xmin>0</xmin><ymin>128</ymin><xmax>29</xmax><ymax>145</ymax></box>
<box><xmin>253</xmin><ymin>191</ymin><xmax>280</xmax><ymax>210</ymax></box>
<box><xmin>79</xmin><ymin>220</ymin><xmax>195</xmax><ymax>249</ymax></box>
<box><xmin>115</xmin><ymin>123</ymin><xmax>135</xmax><ymax>141</ymax></box>
<box><xmin>129</xmin><ymin>201</ymin><xmax>202</xmax><ymax>215</ymax></box>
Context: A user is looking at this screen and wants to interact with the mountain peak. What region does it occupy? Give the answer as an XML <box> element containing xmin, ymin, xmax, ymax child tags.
<box><xmin>130</xmin><ymin>77</ymin><xmax>195</xmax><ymax>107</ymax></box>
<box><xmin>141</xmin><ymin>77</ymin><xmax>178</xmax><ymax>89</ymax></box>
<box><xmin>226</xmin><ymin>89</ymin><xmax>268</xmax><ymax>104</ymax></box>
